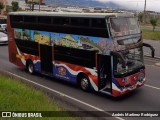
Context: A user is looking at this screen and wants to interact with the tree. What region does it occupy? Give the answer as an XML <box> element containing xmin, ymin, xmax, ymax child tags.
<box><xmin>0</xmin><ymin>2</ymin><xmax>4</xmax><ymax>14</ymax></box>
<box><xmin>6</xmin><ymin>5</ymin><xmax>12</xmax><ymax>13</ymax></box>
<box><xmin>138</xmin><ymin>12</ymin><xmax>144</xmax><ymax>23</ymax></box>
<box><xmin>11</xmin><ymin>1</ymin><xmax>19</xmax><ymax>12</ymax></box>
<box><xmin>150</xmin><ymin>16</ymin><xmax>158</xmax><ymax>32</ymax></box>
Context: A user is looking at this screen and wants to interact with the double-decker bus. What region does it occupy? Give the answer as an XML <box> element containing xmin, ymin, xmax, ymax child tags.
<box><xmin>7</xmin><ymin>12</ymin><xmax>154</xmax><ymax>97</ymax></box>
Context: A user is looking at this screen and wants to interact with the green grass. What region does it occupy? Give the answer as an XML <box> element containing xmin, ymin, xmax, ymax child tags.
<box><xmin>142</xmin><ymin>29</ymin><xmax>160</xmax><ymax>40</ymax></box>
<box><xmin>141</xmin><ymin>23</ymin><xmax>160</xmax><ymax>27</ymax></box>
<box><xmin>0</xmin><ymin>74</ymin><xmax>79</xmax><ymax>120</ymax></box>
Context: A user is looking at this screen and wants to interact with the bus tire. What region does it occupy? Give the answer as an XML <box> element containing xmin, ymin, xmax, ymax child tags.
<box><xmin>79</xmin><ymin>75</ymin><xmax>90</xmax><ymax>91</ymax></box>
<box><xmin>27</xmin><ymin>60</ymin><xmax>34</xmax><ymax>74</ymax></box>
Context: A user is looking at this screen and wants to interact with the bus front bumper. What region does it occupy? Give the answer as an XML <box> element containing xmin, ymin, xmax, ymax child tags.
<box><xmin>112</xmin><ymin>70</ymin><xmax>145</xmax><ymax>97</ymax></box>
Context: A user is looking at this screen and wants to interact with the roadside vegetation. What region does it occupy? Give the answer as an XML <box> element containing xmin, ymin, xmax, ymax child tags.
<box><xmin>142</xmin><ymin>29</ymin><xmax>160</xmax><ymax>40</ymax></box>
<box><xmin>150</xmin><ymin>16</ymin><xmax>158</xmax><ymax>32</ymax></box>
<box><xmin>138</xmin><ymin>11</ymin><xmax>160</xmax><ymax>40</ymax></box>
<box><xmin>0</xmin><ymin>2</ymin><xmax>4</xmax><ymax>12</ymax></box>
<box><xmin>0</xmin><ymin>74</ymin><xmax>78</xmax><ymax>120</ymax></box>
<box><xmin>11</xmin><ymin>1</ymin><xmax>19</xmax><ymax>12</ymax></box>
<box><xmin>141</xmin><ymin>23</ymin><xmax>160</xmax><ymax>28</ymax></box>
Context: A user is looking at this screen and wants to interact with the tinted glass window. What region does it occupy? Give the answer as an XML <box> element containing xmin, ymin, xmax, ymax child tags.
<box><xmin>71</xmin><ymin>18</ymin><xmax>90</xmax><ymax>27</ymax></box>
<box><xmin>53</xmin><ymin>17</ymin><xmax>70</xmax><ymax>25</ymax></box>
<box><xmin>24</xmin><ymin>16</ymin><xmax>37</xmax><ymax>23</ymax></box>
<box><xmin>38</xmin><ymin>16</ymin><xmax>52</xmax><ymax>24</ymax></box>
<box><xmin>91</xmin><ymin>19</ymin><xmax>106</xmax><ymax>28</ymax></box>
<box><xmin>11</xmin><ymin>15</ymin><xmax>23</xmax><ymax>22</ymax></box>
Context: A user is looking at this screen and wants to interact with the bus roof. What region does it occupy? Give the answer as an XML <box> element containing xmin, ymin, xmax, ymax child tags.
<box><xmin>8</xmin><ymin>12</ymin><xmax>134</xmax><ymax>18</ymax></box>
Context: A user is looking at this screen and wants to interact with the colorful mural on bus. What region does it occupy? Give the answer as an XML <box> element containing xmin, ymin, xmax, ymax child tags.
<box><xmin>14</xmin><ymin>29</ymin><xmax>114</xmax><ymax>54</ymax></box>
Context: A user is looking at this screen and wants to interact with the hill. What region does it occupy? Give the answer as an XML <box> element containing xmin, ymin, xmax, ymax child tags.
<box><xmin>45</xmin><ymin>0</ymin><xmax>120</xmax><ymax>8</ymax></box>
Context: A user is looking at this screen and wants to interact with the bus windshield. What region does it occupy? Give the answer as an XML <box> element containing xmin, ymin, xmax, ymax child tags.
<box><xmin>114</xmin><ymin>47</ymin><xmax>144</xmax><ymax>76</ymax></box>
<box><xmin>110</xmin><ymin>17</ymin><xmax>140</xmax><ymax>37</ymax></box>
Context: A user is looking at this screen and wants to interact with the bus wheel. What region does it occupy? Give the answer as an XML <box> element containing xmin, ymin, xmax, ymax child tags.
<box><xmin>80</xmin><ymin>76</ymin><xmax>90</xmax><ymax>91</ymax></box>
<box><xmin>27</xmin><ymin>61</ymin><xmax>34</xmax><ymax>74</ymax></box>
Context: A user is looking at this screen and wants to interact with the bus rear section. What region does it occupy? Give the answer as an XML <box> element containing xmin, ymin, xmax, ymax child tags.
<box><xmin>7</xmin><ymin>12</ymin><xmax>148</xmax><ymax>97</ymax></box>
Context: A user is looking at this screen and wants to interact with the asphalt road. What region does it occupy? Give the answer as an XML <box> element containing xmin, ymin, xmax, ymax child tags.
<box><xmin>0</xmin><ymin>45</ymin><xmax>160</xmax><ymax>120</ymax></box>
<box><xmin>143</xmin><ymin>39</ymin><xmax>160</xmax><ymax>58</ymax></box>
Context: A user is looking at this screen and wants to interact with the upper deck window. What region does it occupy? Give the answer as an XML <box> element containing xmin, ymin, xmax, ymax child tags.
<box><xmin>38</xmin><ymin>16</ymin><xmax>52</xmax><ymax>24</ymax></box>
<box><xmin>10</xmin><ymin>14</ymin><xmax>109</xmax><ymax>38</ymax></box>
<box><xmin>91</xmin><ymin>19</ymin><xmax>106</xmax><ymax>28</ymax></box>
<box><xmin>71</xmin><ymin>18</ymin><xmax>90</xmax><ymax>27</ymax></box>
<box><xmin>24</xmin><ymin>16</ymin><xmax>37</xmax><ymax>23</ymax></box>
<box><xmin>53</xmin><ymin>17</ymin><xmax>69</xmax><ymax>25</ymax></box>
<box><xmin>110</xmin><ymin>17</ymin><xmax>140</xmax><ymax>37</ymax></box>
<box><xmin>11</xmin><ymin>15</ymin><xmax>23</xmax><ymax>22</ymax></box>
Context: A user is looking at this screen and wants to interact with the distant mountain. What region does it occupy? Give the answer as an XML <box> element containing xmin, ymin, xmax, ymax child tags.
<box><xmin>44</xmin><ymin>0</ymin><xmax>120</xmax><ymax>8</ymax></box>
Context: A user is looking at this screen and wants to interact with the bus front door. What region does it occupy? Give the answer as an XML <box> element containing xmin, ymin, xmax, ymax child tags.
<box><xmin>40</xmin><ymin>44</ymin><xmax>53</xmax><ymax>74</ymax></box>
<box><xmin>98</xmin><ymin>54</ymin><xmax>112</xmax><ymax>93</ymax></box>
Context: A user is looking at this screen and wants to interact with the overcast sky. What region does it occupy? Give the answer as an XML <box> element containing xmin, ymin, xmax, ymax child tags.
<box><xmin>95</xmin><ymin>0</ymin><xmax>160</xmax><ymax>12</ymax></box>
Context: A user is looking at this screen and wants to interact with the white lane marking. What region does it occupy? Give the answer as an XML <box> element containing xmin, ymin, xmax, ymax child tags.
<box><xmin>5</xmin><ymin>71</ymin><xmax>124</xmax><ymax>120</ymax></box>
<box><xmin>145</xmin><ymin>84</ymin><xmax>160</xmax><ymax>90</ymax></box>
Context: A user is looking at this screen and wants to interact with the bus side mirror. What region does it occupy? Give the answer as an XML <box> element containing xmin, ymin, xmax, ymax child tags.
<box><xmin>151</xmin><ymin>50</ymin><xmax>155</xmax><ymax>58</ymax></box>
<box><xmin>143</xmin><ymin>43</ymin><xmax>155</xmax><ymax>58</ymax></box>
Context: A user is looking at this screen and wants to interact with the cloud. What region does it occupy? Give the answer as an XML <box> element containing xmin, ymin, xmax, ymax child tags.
<box><xmin>95</xmin><ymin>0</ymin><xmax>160</xmax><ymax>12</ymax></box>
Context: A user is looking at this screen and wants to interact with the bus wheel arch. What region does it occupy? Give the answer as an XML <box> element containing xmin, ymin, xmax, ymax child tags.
<box><xmin>77</xmin><ymin>72</ymin><xmax>90</xmax><ymax>91</ymax></box>
<box><xmin>26</xmin><ymin>59</ymin><xmax>34</xmax><ymax>74</ymax></box>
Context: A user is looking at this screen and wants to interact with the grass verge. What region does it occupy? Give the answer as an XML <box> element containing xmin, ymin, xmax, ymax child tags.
<box><xmin>0</xmin><ymin>74</ymin><xmax>79</xmax><ymax>120</ymax></box>
<box><xmin>142</xmin><ymin>30</ymin><xmax>160</xmax><ymax>40</ymax></box>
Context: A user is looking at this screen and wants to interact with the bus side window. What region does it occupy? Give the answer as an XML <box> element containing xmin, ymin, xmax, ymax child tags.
<box><xmin>38</xmin><ymin>16</ymin><xmax>52</xmax><ymax>24</ymax></box>
<box><xmin>53</xmin><ymin>17</ymin><xmax>70</xmax><ymax>26</ymax></box>
<box><xmin>24</xmin><ymin>16</ymin><xmax>37</xmax><ymax>23</ymax></box>
<box><xmin>91</xmin><ymin>19</ymin><xmax>106</xmax><ymax>28</ymax></box>
<box><xmin>11</xmin><ymin>15</ymin><xmax>23</xmax><ymax>23</ymax></box>
<box><xmin>70</xmin><ymin>18</ymin><xmax>90</xmax><ymax>27</ymax></box>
